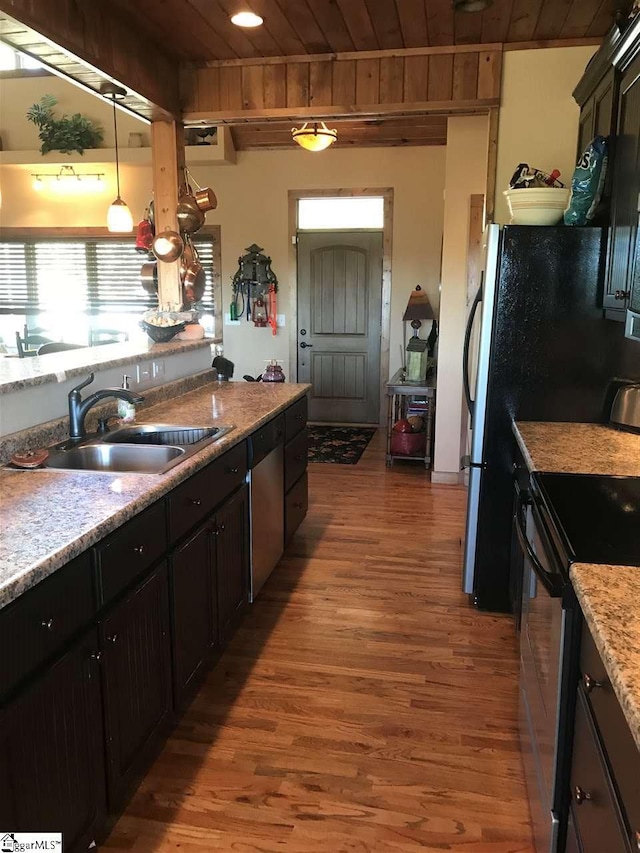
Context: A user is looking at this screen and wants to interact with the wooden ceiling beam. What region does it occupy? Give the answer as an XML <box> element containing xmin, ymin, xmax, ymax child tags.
<box><xmin>0</xmin><ymin>0</ymin><xmax>180</xmax><ymax>118</ymax></box>
<box><xmin>182</xmin><ymin>46</ymin><xmax>502</xmax><ymax>125</ymax></box>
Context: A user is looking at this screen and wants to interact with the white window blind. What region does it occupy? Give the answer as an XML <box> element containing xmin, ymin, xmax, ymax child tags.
<box><xmin>0</xmin><ymin>235</ymin><xmax>216</xmax><ymax>315</ymax></box>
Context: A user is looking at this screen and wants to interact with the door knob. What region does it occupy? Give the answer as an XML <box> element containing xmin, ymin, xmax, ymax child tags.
<box><xmin>299</xmin><ymin>341</ymin><xmax>313</xmax><ymax>349</ymax></box>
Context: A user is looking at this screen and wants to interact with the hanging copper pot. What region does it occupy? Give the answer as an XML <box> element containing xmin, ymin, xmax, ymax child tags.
<box><xmin>152</xmin><ymin>229</ymin><xmax>184</xmax><ymax>262</ymax></box>
<box><xmin>140</xmin><ymin>261</ymin><xmax>158</xmax><ymax>294</ymax></box>
<box><xmin>194</xmin><ymin>187</ymin><xmax>217</xmax><ymax>212</ymax></box>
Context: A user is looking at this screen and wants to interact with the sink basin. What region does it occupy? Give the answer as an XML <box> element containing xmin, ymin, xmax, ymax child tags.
<box><xmin>102</xmin><ymin>424</ymin><xmax>223</xmax><ymax>446</ymax></box>
<box><xmin>44</xmin><ymin>444</ymin><xmax>185</xmax><ymax>474</ymax></box>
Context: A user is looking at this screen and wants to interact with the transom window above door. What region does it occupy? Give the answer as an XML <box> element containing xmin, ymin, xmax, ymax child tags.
<box><xmin>298</xmin><ymin>197</ymin><xmax>384</xmax><ymax>231</ymax></box>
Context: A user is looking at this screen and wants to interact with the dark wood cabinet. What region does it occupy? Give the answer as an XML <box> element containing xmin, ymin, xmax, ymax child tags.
<box><xmin>170</xmin><ymin>523</ymin><xmax>217</xmax><ymax>708</ymax></box>
<box><xmin>604</xmin><ymin>54</ymin><xmax>640</xmax><ymax>315</ymax></box>
<box><xmin>100</xmin><ymin>562</ymin><xmax>172</xmax><ymax>811</ymax></box>
<box><xmin>0</xmin><ymin>629</ymin><xmax>106</xmax><ymax>852</ymax></box>
<box><xmin>215</xmin><ymin>484</ymin><xmax>249</xmax><ymax>644</ymax></box>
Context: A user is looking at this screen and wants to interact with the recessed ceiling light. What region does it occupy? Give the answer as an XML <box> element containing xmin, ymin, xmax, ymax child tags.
<box><xmin>453</xmin><ymin>0</ymin><xmax>493</xmax><ymax>10</ymax></box>
<box><xmin>231</xmin><ymin>11</ymin><xmax>264</xmax><ymax>27</ymax></box>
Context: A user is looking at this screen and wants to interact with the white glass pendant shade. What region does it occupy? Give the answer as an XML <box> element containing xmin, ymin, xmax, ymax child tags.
<box><xmin>107</xmin><ymin>197</ymin><xmax>134</xmax><ymax>233</ymax></box>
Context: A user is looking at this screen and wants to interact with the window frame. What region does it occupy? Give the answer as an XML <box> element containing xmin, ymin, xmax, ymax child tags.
<box><xmin>0</xmin><ymin>226</ymin><xmax>222</xmax><ymax>326</ymax></box>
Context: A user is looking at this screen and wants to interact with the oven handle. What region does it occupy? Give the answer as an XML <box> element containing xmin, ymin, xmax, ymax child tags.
<box><xmin>515</xmin><ymin>492</ymin><xmax>564</xmax><ymax>598</ymax></box>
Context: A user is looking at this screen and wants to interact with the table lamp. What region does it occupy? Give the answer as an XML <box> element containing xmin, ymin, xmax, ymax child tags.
<box><xmin>402</xmin><ymin>286</ymin><xmax>437</xmax><ymax>381</ymax></box>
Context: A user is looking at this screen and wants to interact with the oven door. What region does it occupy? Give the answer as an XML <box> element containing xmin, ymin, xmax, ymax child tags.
<box><xmin>516</xmin><ymin>488</ymin><xmax>565</xmax><ymax>853</ymax></box>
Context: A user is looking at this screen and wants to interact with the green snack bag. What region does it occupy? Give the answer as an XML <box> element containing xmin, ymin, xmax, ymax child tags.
<box><xmin>564</xmin><ymin>136</ymin><xmax>608</xmax><ymax>226</ymax></box>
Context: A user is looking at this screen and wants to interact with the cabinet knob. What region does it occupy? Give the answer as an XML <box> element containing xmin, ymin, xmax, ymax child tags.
<box><xmin>190</xmin><ymin>498</ymin><xmax>202</xmax><ymax>506</ymax></box>
<box><xmin>295</xmin><ymin>454</ymin><xmax>305</xmax><ymax>462</ymax></box>
<box><xmin>295</xmin><ymin>414</ymin><xmax>304</xmax><ymax>420</ymax></box>
<box><xmin>106</xmin><ymin>633</ymin><xmax>118</xmax><ymax>644</ymax></box>
<box><xmin>133</xmin><ymin>545</ymin><xmax>145</xmax><ymax>555</ymax></box>
<box><xmin>293</xmin><ymin>501</ymin><xmax>304</xmax><ymax>509</ymax></box>
<box><xmin>41</xmin><ymin>617</ymin><xmax>54</xmax><ymax>631</ymax></box>
<box><xmin>614</xmin><ymin>289</ymin><xmax>630</xmax><ymax>301</ymax></box>
<box><xmin>583</xmin><ymin>673</ymin><xmax>602</xmax><ymax>693</ymax></box>
<box><xmin>574</xmin><ymin>786</ymin><xmax>591</xmax><ymax>805</ymax></box>
<box><xmin>90</xmin><ymin>651</ymin><xmax>102</xmax><ymax>662</ymax></box>
<box><xmin>226</xmin><ymin>466</ymin><xmax>239</xmax><ymax>474</ymax></box>
<box><xmin>219</xmin><ymin>523</ymin><xmax>225</xmax><ymax>531</ymax></box>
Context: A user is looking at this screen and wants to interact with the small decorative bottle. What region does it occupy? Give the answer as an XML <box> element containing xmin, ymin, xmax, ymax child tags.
<box><xmin>262</xmin><ymin>359</ymin><xmax>285</xmax><ymax>382</ymax></box>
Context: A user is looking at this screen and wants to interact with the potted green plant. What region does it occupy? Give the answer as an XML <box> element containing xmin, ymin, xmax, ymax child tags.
<box><xmin>26</xmin><ymin>94</ymin><xmax>103</xmax><ymax>155</ymax></box>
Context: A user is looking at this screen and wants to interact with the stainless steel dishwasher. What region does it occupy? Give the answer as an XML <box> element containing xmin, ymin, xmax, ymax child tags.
<box><xmin>248</xmin><ymin>415</ymin><xmax>284</xmax><ymax>601</ymax></box>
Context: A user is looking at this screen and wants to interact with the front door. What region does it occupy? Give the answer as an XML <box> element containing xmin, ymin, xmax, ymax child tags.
<box><xmin>297</xmin><ymin>231</ymin><xmax>383</xmax><ymax>423</ymax></box>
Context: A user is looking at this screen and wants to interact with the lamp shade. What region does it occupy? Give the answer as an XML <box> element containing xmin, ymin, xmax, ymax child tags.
<box><xmin>107</xmin><ymin>197</ymin><xmax>134</xmax><ymax>233</ymax></box>
<box><xmin>403</xmin><ymin>285</ymin><xmax>435</xmax><ymax>321</ymax></box>
<box><xmin>292</xmin><ymin>121</ymin><xmax>337</xmax><ymax>152</ymax></box>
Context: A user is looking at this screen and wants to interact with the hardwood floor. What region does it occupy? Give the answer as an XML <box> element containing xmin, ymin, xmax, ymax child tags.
<box><xmin>103</xmin><ymin>430</ymin><xmax>534</xmax><ymax>852</ymax></box>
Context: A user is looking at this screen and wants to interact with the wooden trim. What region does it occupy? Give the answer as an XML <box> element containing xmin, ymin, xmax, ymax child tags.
<box><xmin>151</xmin><ymin>120</ymin><xmax>185</xmax><ymax>309</ymax></box>
<box><xmin>184</xmin><ymin>99</ymin><xmax>499</xmax><ymax>125</ymax></box>
<box><xmin>485</xmin><ymin>107</ymin><xmax>500</xmax><ymax>224</ymax></box>
<box><xmin>287</xmin><ymin>188</ymin><xmax>393</xmax><ymax>426</ymax></box>
<box><xmin>503</xmin><ymin>37</ymin><xmax>602</xmax><ymax>52</ymax></box>
<box><xmin>203</xmin><ymin>43</ymin><xmax>504</xmax><ymax>68</ymax></box>
<box><xmin>0</xmin><ymin>69</ymin><xmax>52</xmax><ymax>79</ymax></box>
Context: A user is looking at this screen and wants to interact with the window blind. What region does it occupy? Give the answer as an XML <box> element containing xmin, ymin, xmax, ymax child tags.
<box><xmin>0</xmin><ymin>235</ymin><xmax>216</xmax><ymax>315</ymax></box>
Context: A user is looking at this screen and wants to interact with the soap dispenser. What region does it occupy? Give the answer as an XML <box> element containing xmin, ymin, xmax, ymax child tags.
<box><xmin>117</xmin><ymin>375</ymin><xmax>136</xmax><ymax>423</ymax></box>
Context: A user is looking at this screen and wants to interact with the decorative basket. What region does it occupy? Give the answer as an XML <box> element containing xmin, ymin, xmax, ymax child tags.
<box><xmin>390</xmin><ymin>431</ymin><xmax>426</xmax><ymax>457</ymax></box>
<box><xmin>140</xmin><ymin>320</ymin><xmax>186</xmax><ymax>343</ymax></box>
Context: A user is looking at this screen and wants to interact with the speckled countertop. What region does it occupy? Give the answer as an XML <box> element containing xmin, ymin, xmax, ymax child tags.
<box><xmin>514</xmin><ymin>420</ymin><xmax>640</xmax><ymax>752</ymax></box>
<box><xmin>513</xmin><ymin>421</ymin><xmax>640</xmax><ymax>476</ymax></box>
<box><xmin>570</xmin><ymin>564</ymin><xmax>640</xmax><ymax>751</ymax></box>
<box><xmin>0</xmin><ymin>381</ymin><xmax>309</xmax><ymax>611</ymax></box>
<box><xmin>0</xmin><ymin>337</ymin><xmax>216</xmax><ymax>394</ymax></box>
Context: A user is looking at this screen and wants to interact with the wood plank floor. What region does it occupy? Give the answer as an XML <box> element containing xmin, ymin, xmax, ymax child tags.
<box><xmin>104</xmin><ymin>430</ymin><xmax>534</xmax><ymax>853</ymax></box>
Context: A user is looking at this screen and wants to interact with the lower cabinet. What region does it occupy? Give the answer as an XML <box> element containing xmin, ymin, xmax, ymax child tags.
<box><xmin>170</xmin><ymin>524</ymin><xmax>217</xmax><ymax>709</ymax></box>
<box><xmin>0</xmin><ymin>629</ymin><xmax>106</xmax><ymax>849</ymax></box>
<box><xmin>100</xmin><ymin>562</ymin><xmax>172</xmax><ymax>812</ymax></box>
<box><xmin>216</xmin><ymin>484</ymin><xmax>249</xmax><ymax>644</ymax></box>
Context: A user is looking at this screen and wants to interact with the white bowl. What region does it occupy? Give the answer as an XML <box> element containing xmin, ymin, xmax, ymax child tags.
<box><xmin>504</xmin><ymin>187</ymin><xmax>571</xmax><ymax>226</ymax></box>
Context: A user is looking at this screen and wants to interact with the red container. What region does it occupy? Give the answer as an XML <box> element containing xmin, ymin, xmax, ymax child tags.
<box><xmin>390</xmin><ymin>431</ymin><xmax>426</xmax><ymax>457</ymax></box>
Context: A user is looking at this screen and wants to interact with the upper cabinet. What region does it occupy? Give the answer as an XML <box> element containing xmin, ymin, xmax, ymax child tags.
<box><xmin>574</xmin><ymin>18</ymin><xmax>640</xmax><ymax>321</ymax></box>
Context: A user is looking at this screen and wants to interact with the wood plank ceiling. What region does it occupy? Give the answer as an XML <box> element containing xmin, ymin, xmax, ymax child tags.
<box><xmin>110</xmin><ymin>0</ymin><xmax>624</xmax><ymax>61</ymax></box>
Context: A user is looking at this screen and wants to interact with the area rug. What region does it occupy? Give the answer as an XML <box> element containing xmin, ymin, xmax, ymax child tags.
<box><xmin>307</xmin><ymin>426</ymin><xmax>376</xmax><ymax>465</ymax></box>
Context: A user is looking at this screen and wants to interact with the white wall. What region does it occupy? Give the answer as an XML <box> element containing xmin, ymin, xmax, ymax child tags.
<box><xmin>433</xmin><ymin>115</ymin><xmax>489</xmax><ymax>482</ymax></box>
<box><xmin>494</xmin><ymin>46</ymin><xmax>597</xmax><ymax>224</ymax></box>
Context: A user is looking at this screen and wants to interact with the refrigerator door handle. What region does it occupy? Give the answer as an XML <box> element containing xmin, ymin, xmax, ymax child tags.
<box><xmin>463</xmin><ymin>275</ymin><xmax>484</xmax><ymax>420</ymax></box>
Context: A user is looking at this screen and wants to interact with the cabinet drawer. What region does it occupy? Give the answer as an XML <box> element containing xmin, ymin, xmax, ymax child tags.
<box><xmin>580</xmin><ymin>622</ymin><xmax>640</xmax><ymax>843</ymax></box>
<box><xmin>250</xmin><ymin>415</ymin><xmax>284</xmax><ymax>467</ymax></box>
<box><xmin>285</xmin><ymin>428</ymin><xmax>308</xmax><ymax>492</ymax></box>
<box><xmin>0</xmin><ymin>551</ymin><xmax>95</xmax><ymax>700</ymax></box>
<box><xmin>168</xmin><ymin>441</ymin><xmax>247</xmax><ymax>543</ymax></box>
<box><xmin>570</xmin><ymin>688</ymin><xmax>629</xmax><ymax>853</ymax></box>
<box><xmin>285</xmin><ymin>471</ymin><xmax>308</xmax><ymax>545</ymax></box>
<box><xmin>285</xmin><ymin>396</ymin><xmax>308</xmax><ymax>442</ymax></box>
<box><xmin>95</xmin><ymin>501</ymin><xmax>167</xmax><ymax>606</ymax></box>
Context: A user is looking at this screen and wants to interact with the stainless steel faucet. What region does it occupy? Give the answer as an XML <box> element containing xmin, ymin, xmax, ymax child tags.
<box><xmin>68</xmin><ymin>373</ymin><xmax>144</xmax><ymax>439</ymax></box>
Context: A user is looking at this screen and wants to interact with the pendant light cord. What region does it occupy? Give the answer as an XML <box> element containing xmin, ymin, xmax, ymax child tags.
<box><xmin>112</xmin><ymin>96</ymin><xmax>121</xmax><ymax>199</ymax></box>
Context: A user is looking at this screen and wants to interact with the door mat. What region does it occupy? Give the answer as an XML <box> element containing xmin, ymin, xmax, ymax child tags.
<box><xmin>308</xmin><ymin>426</ymin><xmax>376</xmax><ymax>465</ymax></box>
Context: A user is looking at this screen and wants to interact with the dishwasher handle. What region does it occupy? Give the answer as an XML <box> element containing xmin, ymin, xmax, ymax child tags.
<box><xmin>515</xmin><ymin>492</ymin><xmax>564</xmax><ymax>598</ymax></box>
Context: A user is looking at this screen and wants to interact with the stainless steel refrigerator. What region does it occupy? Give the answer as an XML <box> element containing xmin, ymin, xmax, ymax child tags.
<box><xmin>462</xmin><ymin>224</ymin><xmax>639</xmax><ymax>612</ymax></box>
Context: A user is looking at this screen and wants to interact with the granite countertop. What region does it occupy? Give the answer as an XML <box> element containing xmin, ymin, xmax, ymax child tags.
<box><xmin>570</xmin><ymin>564</ymin><xmax>640</xmax><ymax>752</ymax></box>
<box><xmin>514</xmin><ymin>420</ymin><xmax>640</xmax><ymax>752</ymax></box>
<box><xmin>0</xmin><ymin>381</ymin><xmax>309</xmax><ymax>611</ymax></box>
<box><xmin>513</xmin><ymin>421</ymin><xmax>640</xmax><ymax>476</ymax></box>
<box><xmin>0</xmin><ymin>337</ymin><xmax>216</xmax><ymax>394</ymax></box>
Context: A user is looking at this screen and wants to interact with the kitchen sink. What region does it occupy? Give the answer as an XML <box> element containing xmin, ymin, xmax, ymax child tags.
<box><xmin>38</xmin><ymin>423</ymin><xmax>235</xmax><ymax>474</ymax></box>
<box><xmin>102</xmin><ymin>424</ymin><xmax>223</xmax><ymax>446</ymax></box>
<box><xmin>44</xmin><ymin>443</ymin><xmax>185</xmax><ymax>474</ymax></box>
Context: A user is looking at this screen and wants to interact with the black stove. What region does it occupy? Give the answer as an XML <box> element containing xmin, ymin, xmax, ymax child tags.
<box><xmin>532</xmin><ymin>473</ymin><xmax>640</xmax><ymax>569</ymax></box>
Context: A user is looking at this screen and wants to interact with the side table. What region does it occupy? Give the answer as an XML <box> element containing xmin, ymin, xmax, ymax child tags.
<box><xmin>385</xmin><ymin>368</ymin><xmax>436</xmax><ymax>468</ymax></box>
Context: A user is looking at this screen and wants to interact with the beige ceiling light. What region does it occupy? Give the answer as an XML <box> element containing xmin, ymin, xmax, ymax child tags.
<box><xmin>291</xmin><ymin>122</ymin><xmax>338</xmax><ymax>152</ymax></box>
<box><xmin>231</xmin><ymin>11</ymin><xmax>264</xmax><ymax>27</ymax></box>
<box><xmin>100</xmin><ymin>82</ymin><xmax>134</xmax><ymax>234</ymax></box>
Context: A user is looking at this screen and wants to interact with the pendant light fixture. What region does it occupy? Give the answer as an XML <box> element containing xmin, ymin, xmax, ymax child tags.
<box><xmin>100</xmin><ymin>82</ymin><xmax>133</xmax><ymax>233</ymax></box>
<box><xmin>291</xmin><ymin>121</ymin><xmax>338</xmax><ymax>152</ymax></box>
